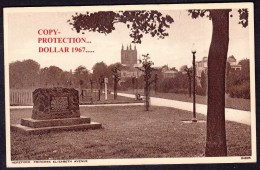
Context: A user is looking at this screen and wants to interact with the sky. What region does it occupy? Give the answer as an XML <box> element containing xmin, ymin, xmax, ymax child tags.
<box><xmin>6</xmin><ymin>7</ymin><xmax>250</xmax><ymax>72</ymax></box>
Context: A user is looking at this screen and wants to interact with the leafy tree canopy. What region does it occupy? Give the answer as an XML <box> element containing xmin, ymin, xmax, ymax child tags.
<box><xmin>9</xmin><ymin>60</ymin><xmax>40</xmax><ymax>88</ymax></box>
<box><xmin>74</xmin><ymin>65</ymin><xmax>89</xmax><ymax>78</ymax></box>
<box><xmin>92</xmin><ymin>61</ymin><xmax>108</xmax><ymax>81</ymax></box>
<box><xmin>188</xmin><ymin>9</ymin><xmax>248</xmax><ymax>27</ymax></box>
<box><xmin>68</xmin><ymin>11</ymin><xmax>174</xmax><ymax>43</ymax></box>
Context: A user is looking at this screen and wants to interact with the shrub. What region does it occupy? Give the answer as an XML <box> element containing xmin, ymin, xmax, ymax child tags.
<box><xmin>196</xmin><ymin>85</ymin><xmax>206</xmax><ymax>96</ymax></box>
<box><xmin>226</xmin><ymin>59</ymin><xmax>250</xmax><ymax>99</ymax></box>
<box><xmin>158</xmin><ymin>78</ymin><xmax>175</xmax><ymax>93</ymax></box>
<box><xmin>168</xmin><ymin>88</ymin><xmax>188</xmax><ymax>94</ymax></box>
<box><xmin>228</xmin><ymin>81</ymin><xmax>250</xmax><ymax>99</ymax></box>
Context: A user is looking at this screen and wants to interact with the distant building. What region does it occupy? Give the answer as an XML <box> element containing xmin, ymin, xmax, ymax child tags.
<box><xmin>196</xmin><ymin>57</ymin><xmax>208</xmax><ymax>78</ymax></box>
<box><xmin>120</xmin><ymin>66</ymin><xmax>141</xmax><ymax>79</ymax></box>
<box><xmin>161</xmin><ymin>65</ymin><xmax>168</xmax><ymax>73</ymax></box>
<box><xmin>120</xmin><ymin>44</ymin><xmax>141</xmax><ymax>80</ymax></box>
<box><xmin>121</xmin><ymin>44</ymin><xmax>137</xmax><ymax>67</ymax></box>
<box><xmin>227</xmin><ymin>55</ymin><xmax>242</xmax><ymax>71</ymax></box>
<box><xmin>163</xmin><ymin>70</ymin><xmax>178</xmax><ymax>78</ymax></box>
<box><xmin>195</xmin><ymin>55</ymin><xmax>241</xmax><ymax>78</ymax></box>
<box><xmin>161</xmin><ymin>65</ymin><xmax>178</xmax><ymax>78</ymax></box>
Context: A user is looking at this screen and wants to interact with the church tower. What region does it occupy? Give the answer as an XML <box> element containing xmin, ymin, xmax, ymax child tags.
<box><xmin>121</xmin><ymin>44</ymin><xmax>137</xmax><ymax>67</ymax></box>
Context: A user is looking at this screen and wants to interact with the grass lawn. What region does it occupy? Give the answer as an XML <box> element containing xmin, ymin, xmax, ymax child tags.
<box><xmin>83</xmin><ymin>93</ymin><xmax>142</xmax><ymax>105</ymax></box>
<box><xmin>10</xmin><ymin>106</ymin><xmax>251</xmax><ymax>160</ymax></box>
<box><xmin>119</xmin><ymin>90</ymin><xmax>251</xmax><ymax>111</ymax></box>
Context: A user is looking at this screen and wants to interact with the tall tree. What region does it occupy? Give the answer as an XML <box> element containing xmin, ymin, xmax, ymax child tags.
<box><xmin>206</xmin><ymin>10</ymin><xmax>229</xmax><ymax>156</ymax></box>
<box><xmin>74</xmin><ymin>65</ymin><xmax>89</xmax><ymax>88</ymax></box>
<box><xmin>239</xmin><ymin>58</ymin><xmax>250</xmax><ymax>81</ymax></box>
<box><xmin>9</xmin><ymin>59</ymin><xmax>40</xmax><ymax>89</ymax></box>
<box><xmin>200</xmin><ymin>71</ymin><xmax>207</xmax><ymax>95</ymax></box>
<box><xmin>182</xmin><ymin>65</ymin><xmax>193</xmax><ymax>97</ymax></box>
<box><xmin>9</xmin><ymin>61</ymin><xmax>24</xmax><ymax>88</ymax></box>
<box><xmin>188</xmin><ymin>9</ymin><xmax>248</xmax><ymax>156</ymax></box>
<box><xmin>39</xmin><ymin>67</ymin><xmax>50</xmax><ymax>86</ymax></box>
<box><xmin>225</xmin><ymin>62</ymin><xmax>232</xmax><ymax>93</ymax></box>
<box><xmin>107</xmin><ymin>62</ymin><xmax>123</xmax><ymax>88</ymax></box>
<box><xmin>92</xmin><ymin>62</ymin><xmax>108</xmax><ymax>82</ymax></box>
<box><xmin>22</xmin><ymin>59</ymin><xmax>41</xmax><ymax>87</ymax></box>
<box><xmin>47</xmin><ymin>66</ymin><xmax>63</xmax><ymax>86</ymax></box>
<box><xmin>111</xmin><ymin>64</ymin><xmax>121</xmax><ymax>99</ymax></box>
<box><xmin>69</xmin><ymin>9</ymin><xmax>249</xmax><ymax>156</ymax></box>
<box><xmin>60</xmin><ymin>71</ymin><xmax>73</xmax><ymax>87</ymax></box>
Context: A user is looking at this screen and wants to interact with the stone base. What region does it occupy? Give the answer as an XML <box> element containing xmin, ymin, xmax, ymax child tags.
<box><xmin>21</xmin><ymin>116</ymin><xmax>91</xmax><ymax>128</ymax></box>
<box><xmin>11</xmin><ymin>116</ymin><xmax>102</xmax><ymax>135</ymax></box>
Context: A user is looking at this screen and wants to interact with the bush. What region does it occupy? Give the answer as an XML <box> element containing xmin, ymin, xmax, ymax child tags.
<box><xmin>228</xmin><ymin>81</ymin><xmax>250</xmax><ymax>99</ymax></box>
<box><xmin>168</xmin><ymin>88</ymin><xmax>188</xmax><ymax>94</ymax></box>
<box><xmin>196</xmin><ymin>85</ymin><xmax>206</xmax><ymax>96</ymax></box>
<box><xmin>158</xmin><ymin>74</ymin><xmax>190</xmax><ymax>93</ymax></box>
<box><xmin>158</xmin><ymin>78</ymin><xmax>175</xmax><ymax>93</ymax></box>
<box><xmin>226</xmin><ymin>59</ymin><xmax>250</xmax><ymax>99</ymax></box>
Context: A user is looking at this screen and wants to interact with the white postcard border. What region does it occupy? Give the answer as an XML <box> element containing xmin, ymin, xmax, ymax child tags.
<box><xmin>4</xmin><ymin>2</ymin><xmax>256</xmax><ymax>167</ymax></box>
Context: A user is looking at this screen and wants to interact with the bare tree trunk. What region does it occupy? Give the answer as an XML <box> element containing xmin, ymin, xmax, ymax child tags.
<box><xmin>205</xmin><ymin>10</ymin><xmax>229</xmax><ymax>156</ymax></box>
<box><xmin>114</xmin><ymin>78</ymin><xmax>117</xmax><ymax>100</ymax></box>
<box><xmin>145</xmin><ymin>80</ymin><xmax>149</xmax><ymax>111</ymax></box>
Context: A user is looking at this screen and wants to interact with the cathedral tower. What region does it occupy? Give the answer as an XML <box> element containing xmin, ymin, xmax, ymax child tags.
<box><xmin>121</xmin><ymin>44</ymin><xmax>137</xmax><ymax>67</ymax></box>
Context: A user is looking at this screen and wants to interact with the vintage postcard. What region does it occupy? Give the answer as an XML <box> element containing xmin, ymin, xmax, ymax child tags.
<box><xmin>4</xmin><ymin>2</ymin><xmax>256</xmax><ymax>167</ymax></box>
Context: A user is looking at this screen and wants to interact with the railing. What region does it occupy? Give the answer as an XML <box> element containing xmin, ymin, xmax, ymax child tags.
<box><xmin>9</xmin><ymin>89</ymin><xmax>101</xmax><ymax>106</ymax></box>
<box><xmin>10</xmin><ymin>90</ymin><xmax>33</xmax><ymax>106</ymax></box>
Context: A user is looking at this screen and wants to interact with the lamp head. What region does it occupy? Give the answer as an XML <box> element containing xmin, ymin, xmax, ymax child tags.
<box><xmin>191</xmin><ymin>43</ymin><xmax>197</xmax><ymax>54</ymax></box>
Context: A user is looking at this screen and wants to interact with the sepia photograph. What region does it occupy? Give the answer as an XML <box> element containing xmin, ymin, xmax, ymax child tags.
<box><xmin>3</xmin><ymin>2</ymin><xmax>256</xmax><ymax>167</ymax></box>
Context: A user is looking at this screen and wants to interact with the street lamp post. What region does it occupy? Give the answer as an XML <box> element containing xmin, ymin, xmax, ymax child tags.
<box><xmin>192</xmin><ymin>46</ymin><xmax>197</xmax><ymax>122</ymax></box>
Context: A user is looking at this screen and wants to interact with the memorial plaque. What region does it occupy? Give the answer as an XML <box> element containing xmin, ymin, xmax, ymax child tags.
<box><xmin>50</xmin><ymin>96</ymin><xmax>69</xmax><ymax>112</ymax></box>
<box><xmin>31</xmin><ymin>87</ymin><xmax>80</xmax><ymax>120</ymax></box>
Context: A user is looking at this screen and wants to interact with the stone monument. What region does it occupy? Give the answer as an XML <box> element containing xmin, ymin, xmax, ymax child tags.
<box><xmin>11</xmin><ymin>87</ymin><xmax>102</xmax><ymax>134</ymax></box>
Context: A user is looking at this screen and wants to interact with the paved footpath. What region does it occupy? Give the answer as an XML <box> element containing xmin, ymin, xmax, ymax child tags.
<box><xmin>117</xmin><ymin>93</ymin><xmax>251</xmax><ymax>125</ymax></box>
